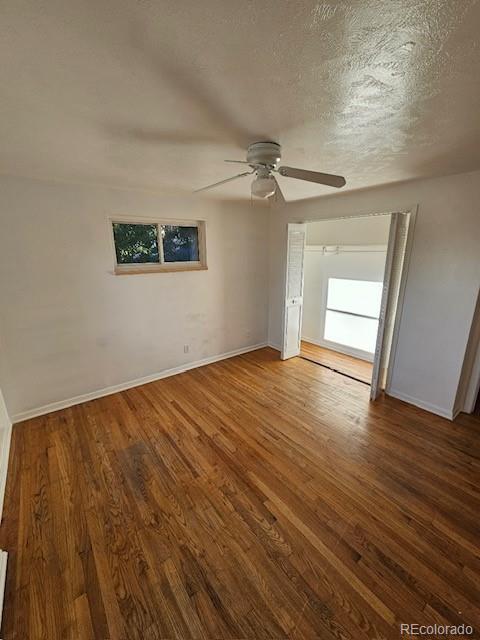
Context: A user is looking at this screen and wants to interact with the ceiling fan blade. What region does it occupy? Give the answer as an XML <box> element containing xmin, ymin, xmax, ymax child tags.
<box><xmin>270</xmin><ymin>177</ymin><xmax>286</xmax><ymax>204</ymax></box>
<box><xmin>278</xmin><ymin>166</ymin><xmax>346</xmax><ymax>188</ymax></box>
<box><xmin>194</xmin><ymin>171</ymin><xmax>253</xmax><ymax>193</ymax></box>
<box><xmin>224</xmin><ymin>160</ymin><xmax>251</xmax><ymax>164</ymax></box>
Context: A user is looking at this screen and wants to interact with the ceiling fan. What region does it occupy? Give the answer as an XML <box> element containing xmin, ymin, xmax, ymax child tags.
<box><xmin>194</xmin><ymin>142</ymin><xmax>346</xmax><ymax>200</ymax></box>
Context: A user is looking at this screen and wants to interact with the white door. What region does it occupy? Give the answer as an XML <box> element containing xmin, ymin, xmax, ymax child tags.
<box><xmin>371</xmin><ymin>212</ymin><xmax>410</xmax><ymax>399</ymax></box>
<box><xmin>281</xmin><ymin>223</ymin><xmax>306</xmax><ymax>360</ymax></box>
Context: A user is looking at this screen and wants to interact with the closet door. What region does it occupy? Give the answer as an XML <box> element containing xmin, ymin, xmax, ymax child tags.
<box><xmin>371</xmin><ymin>212</ymin><xmax>410</xmax><ymax>399</ymax></box>
<box><xmin>281</xmin><ymin>223</ymin><xmax>306</xmax><ymax>360</ymax></box>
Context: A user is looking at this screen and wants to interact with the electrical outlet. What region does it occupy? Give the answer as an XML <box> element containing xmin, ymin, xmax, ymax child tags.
<box><xmin>184</xmin><ymin>344</ymin><xmax>189</xmax><ymax>354</ymax></box>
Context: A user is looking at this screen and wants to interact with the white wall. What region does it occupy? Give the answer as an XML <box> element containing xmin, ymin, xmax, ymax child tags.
<box><xmin>269</xmin><ymin>170</ymin><xmax>480</xmax><ymax>418</ymax></box>
<box><xmin>306</xmin><ymin>215</ymin><xmax>391</xmax><ymax>246</ymax></box>
<box><xmin>0</xmin><ymin>175</ymin><xmax>269</xmax><ymax>420</ymax></box>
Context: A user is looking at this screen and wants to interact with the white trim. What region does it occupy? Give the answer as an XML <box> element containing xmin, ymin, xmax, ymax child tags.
<box><xmin>0</xmin><ymin>550</ymin><xmax>7</xmax><ymax>630</ymax></box>
<box><xmin>451</xmin><ymin>406</ymin><xmax>463</xmax><ymax>421</ymax></box>
<box><xmin>0</xmin><ymin>389</ymin><xmax>12</xmax><ymax>524</ymax></box>
<box><xmin>384</xmin><ymin>206</ymin><xmax>418</xmax><ymax>392</ymax></box>
<box><xmin>387</xmin><ymin>388</ymin><xmax>454</xmax><ymax>420</ymax></box>
<box><xmin>268</xmin><ymin>342</ymin><xmax>282</xmax><ymax>352</ymax></box>
<box><xmin>301</xmin><ymin>336</ymin><xmax>374</xmax><ymax>363</ymax></box>
<box><xmin>12</xmin><ymin>343</ymin><xmax>267</xmax><ymax>423</ymax></box>
<box><xmin>0</xmin><ymin>391</ymin><xmax>9</xmax><ymax>433</ymax></box>
<box><xmin>370</xmin><ymin>213</ymin><xmax>401</xmax><ymax>399</ymax></box>
<box><xmin>111</xmin><ymin>214</ymin><xmax>204</xmax><ymax>226</ymax></box>
<box><xmin>299</xmin><ymin>204</ymin><xmax>418</xmax><ymax>225</ymax></box>
<box><xmin>0</xmin><ymin>422</ymin><xmax>12</xmax><ymax>523</ymax></box>
<box><xmin>461</xmin><ymin>308</ymin><xmax>480</xmax><ymax>413</ymax></box>
<box><xmin>464</xmin><ymin>350</ymin><xmax>480</xmax><ymax>413</ymax></box>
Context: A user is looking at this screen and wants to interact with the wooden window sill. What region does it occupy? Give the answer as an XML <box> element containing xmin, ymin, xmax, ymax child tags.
<box><xmin>114</xmin><ymin>264</ymin><xmax>208</xmax><ymax>275</ymax></box>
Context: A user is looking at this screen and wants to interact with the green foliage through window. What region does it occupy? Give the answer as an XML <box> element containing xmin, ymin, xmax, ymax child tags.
<box><xmin>113</xmin><ymin>223</ymin><xmax>160</xmax><ymax>264</ymax></box>
<box><xmin>112</xmin><ymin>220</ymin><xmax>203</xmax><ymax>269</ymax></box>
<box><xmin>161</xmin><ymin>225</ymin><xmax>199</xmax><ymax>262</ymax></box>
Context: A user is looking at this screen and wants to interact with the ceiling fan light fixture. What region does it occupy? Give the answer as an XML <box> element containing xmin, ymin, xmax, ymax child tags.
<box><xmin>251</xmin><ymin>175</ymin><xmax>276</xmax><ymax>199</ymax></box>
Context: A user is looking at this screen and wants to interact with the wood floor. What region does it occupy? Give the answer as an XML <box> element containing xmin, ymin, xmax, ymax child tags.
<box><xmin>1</xmin><ymin>348</ymin><xmax>480</xmax><ymax>639</ymax></box>
<box><xmin>301</xmin><ymin>341</ymin><xmax>373</xmax><ymax>384</ymax></box>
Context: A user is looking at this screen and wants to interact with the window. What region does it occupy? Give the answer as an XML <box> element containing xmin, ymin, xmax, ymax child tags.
<box><xmin>324</xmin><ymin>278</ymin><xmax>382</xmax><ymax>353</ymax></box>
<box><xmin>111</xmin><ymin>219</ymin><xmax>206</xmax><ymax>274</ymax></box>
<box><xmin>162</xmin><ymin>225</ymin><xmax>199</xmax><ymax>262</ymax></box>
<box><xmin>113</xmin><ymin>223</ymin><xmax>160</xmax><ymax>265</ymax></box>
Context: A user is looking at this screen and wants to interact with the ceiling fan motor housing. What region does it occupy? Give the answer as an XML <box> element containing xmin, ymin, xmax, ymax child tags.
<box><xmin>247</xmin><ymin>141</ymin><xmax>281</xmax><ymax>168</ymax></box>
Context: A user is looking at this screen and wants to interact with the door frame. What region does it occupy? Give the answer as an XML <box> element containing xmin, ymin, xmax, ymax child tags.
<box><xmin>280</xmin><ymin>205</ymin><xmax>417</xmax><ymax>393</ymax></box>
<box><xmin>383</xmin><ymin>208</ymin><xmax>417</xmax><ymax>392</ymax></box>
<box><xmin>454</xmin><ymin>290</ymin><xmax>480</xmax><ymax>415</ymax></box>
<box><xmin>463</xmin><ymin>339</ymin><xmax>480</xmax><ymax>413</ymax></box>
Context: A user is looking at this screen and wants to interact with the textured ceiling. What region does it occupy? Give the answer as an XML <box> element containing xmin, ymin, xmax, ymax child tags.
<box><xmin>1</xmin><ymin>0</ymin><xmax>480</xmax><ymax>201</ymax></box>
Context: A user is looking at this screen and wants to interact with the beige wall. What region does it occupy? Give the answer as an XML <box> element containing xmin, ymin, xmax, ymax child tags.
<box><xmin>0</xmin><ymin>330</ymin><xmax>10</xmax><ymax>429</ymax></box>
<box><xmin>0</xmin><ymin>176</ymin><xmax>269</xmax><ymax>420</ymax></box>
<box><xmin>269</xmin><ymin>170</ymin><xmax>480</xmax><ymax>418</ymax></box>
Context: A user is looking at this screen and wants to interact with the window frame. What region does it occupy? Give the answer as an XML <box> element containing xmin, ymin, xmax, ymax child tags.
<box><xmin>110</xmin><ymin>217</ymin><xmax>207</xmax><ymax>275</ymax></box>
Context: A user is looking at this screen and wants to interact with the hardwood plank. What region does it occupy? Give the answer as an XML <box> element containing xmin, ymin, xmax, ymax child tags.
<box><xmin>301</xmin><ymin>341</ymin><xmax>373</xmax><ymax>384</ymax></box>
<box><xmin>0</xmin><ymin>347</ymin><xmax>479</xmax><ymax>639</ymax></box>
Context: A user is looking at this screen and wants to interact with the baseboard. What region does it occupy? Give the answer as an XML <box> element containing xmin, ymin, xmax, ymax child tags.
<box><xmin>451</xmin><ymin>406</ymin><xmax>463</xmax><ymax>421</ymax></box>
<box><xmin>386</xmin><ymin>388</ymin><xmax>454</xmax><ymax>420</ymax></box>
<box><xmin>0</xmin><ymin>550</ymin><xmax>6</xmax><ymax>630</ymax></box>
<box><xmin>12</xmin><ymin>342</ymin><xmax>268</xmax><ymax>424</ymax></box>
<box><xmin>267</xmin><ymin>342</ymin><xmax>281</xmax><ymax>352</ymax></box>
